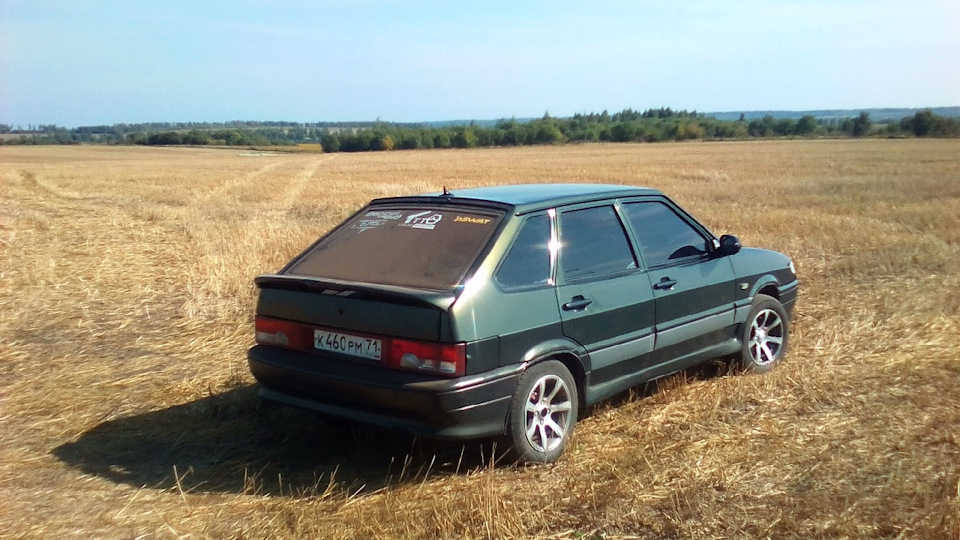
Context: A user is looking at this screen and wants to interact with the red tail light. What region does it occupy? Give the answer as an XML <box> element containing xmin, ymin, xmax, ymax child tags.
<box><xmin>387</xmin><ymin>339</ymin><xmax>467</xmax><ymax>377</ymax></box>
<box><xmin>254</xmin><ymin>316</ymin><xmax>312</xmax><ymax>350</ymax></box>
<box><xmin>255</xmin><ymin>316</ymin><xmax>466</xmax><ymax>377</ymax></box>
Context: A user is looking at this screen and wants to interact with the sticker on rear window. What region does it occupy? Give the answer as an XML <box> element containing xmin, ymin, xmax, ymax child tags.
<box><xmin>454</xmin><ymin>215</ymin><xmax>492</xmax><ymax>225</ymax></box>
<box><xmin>366</xmin><ymin>211</ymin><xmax>403</xmax><ymax>220</ymax></box>
<box><xmin>287</xmin><ymin>207</ymin><xmax>504</xmax><ymax>289</ymax></box>
<box><xmin>400</xmin><ymin>211</ymin><xmax>443</xmax><ymax>230</ymax></box>
<box><xmin>351</xmin><ymin>210</ymin><xmax>405</xmax><ymax>232</ymax></box>
<box><xmin>352</xmin><ymin>219</ymin><xmax>388</xmax><ymax>232</ymax></box>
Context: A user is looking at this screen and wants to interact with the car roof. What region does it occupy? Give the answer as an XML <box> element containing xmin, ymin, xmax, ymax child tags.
<box><xmin>371</xmin><ymin>183</ymin><xmax>663</xmax><ymax>215</ymax></box>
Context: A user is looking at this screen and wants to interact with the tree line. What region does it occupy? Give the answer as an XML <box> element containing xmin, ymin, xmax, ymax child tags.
<box><xmin>1</xmin><ymin>109</ymin><xmax>956</xmax><ymax>148</ymax></box>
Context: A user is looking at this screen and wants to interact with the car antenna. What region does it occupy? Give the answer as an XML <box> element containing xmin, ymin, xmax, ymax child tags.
<box><xmin>442</xmin><ymin>186</ymin><xmax>451</xmax><ymax>196</ymax></box>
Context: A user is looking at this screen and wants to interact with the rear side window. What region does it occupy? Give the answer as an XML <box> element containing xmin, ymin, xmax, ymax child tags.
<box><xmin>622</xmin><ymin>201</ymin><xmax>708</xmax><ymax>266</ymax></box>
<box><xmin>285</xmin><ymin>207</ymin><xmax>502</xmax><ymax>290</ymax></box>
<box><xmin>559</xmin><ymin>205</ymin><xmax>636</xmax><ymax>282</ymax></box>
<box><xmin>496</xmin><ymin>214</ymin><xmax>552</xmax><ymax>290</ymax></box>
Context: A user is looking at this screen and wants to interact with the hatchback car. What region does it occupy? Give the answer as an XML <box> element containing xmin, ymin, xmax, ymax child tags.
<box><xmin>248</xmin><ymin>184</ymin><xmax>797</xmax><ymax>463</ymax></box>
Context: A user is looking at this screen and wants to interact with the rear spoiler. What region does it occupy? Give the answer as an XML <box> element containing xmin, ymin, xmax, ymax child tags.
<box><xmin>254</xmin><ymin>274</ymin><xmax>458</xmax><ymax>311</ymax></box>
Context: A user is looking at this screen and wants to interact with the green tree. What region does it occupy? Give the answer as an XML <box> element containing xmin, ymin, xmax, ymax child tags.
<box><xmin>147</xmin><ymin>131</ymin><xmax>182</xmax><ymax>145</ymax></box>
<box><xmin>433</xmin><ymin>130</ymin><xmax>452</xmax><ymax>148</ymax></box>
<box><xmin>452</xmin><ymin>127</ymin><xmax>479</xmax><ymax>148</ymax></box>
<box><xmin>902</xmin><ymin>110</ymin><xmax>934</xmax><ymax>136</ymax></box>
<box><xmin>795</xmin><ymin>115</ymin><xmax>818</xmax><ymax>135</ymax></box>
<box><xmin>533</xmin><ymin>122</ymin><xmax>565</xmax><ymax>144</ymax></box>
<box><xmin>748</xmin><ymin>116</ymin><xmax>776</xmax><ymax>137</ymax></box>
<box><xmin>320</xmin><ymin>132</ymin><xmax>341</xmax><ymax>152</ymax></box>
<box><xmin>610</xmin><ymin>121</ymin><xmax>638</xmax><ymax>142</ymax></box>
<box><xmin>502</xmin><ymin>125</ymin><xmax>527</xmax><ymax>146</ymax></box>
<box><xmin>397</xmin><ymin>132</ymin><xmax>422</xmax><ymax>150</ymax></box>
<box><xmin>853</xmin><ymin>112</ymin><xmax>871</xmax><ymax>136</ymax></box>
<box><xmin>371</xmin><ymin>134</ymin><xmax>394</xmax><ymax>151</ymax></box>
<box><xmin>774</xmin><ymin>118</ymin><xmax>797</xmax><ymax>136</ymax></box>
<box><xmin>842</xmin><ymin>112</ymin><xmax>872</xmax><ymax>137</ymax></box>
<box><xmin>181</xmin><ymin>130</ymin><xmax>211</xmax><ymax>145</ymax></box>
<box><xmin>475</xmin><ymin>126</ymin><xmax>500</xmax><ymax>147</ymax></box>
<box><xmin>675</xmin><ymin>121</ymin><xmax>704</xmax><ymax>140</ymax></box>
<box><xmin>418</xmin><ymin>130</ymin><xmax>435</xmax><ymax>149</ymax></box>
<box><xmin>901</xmin><ymin>110</ymin><xmax>960</xmax><ymax>137</ymax></box>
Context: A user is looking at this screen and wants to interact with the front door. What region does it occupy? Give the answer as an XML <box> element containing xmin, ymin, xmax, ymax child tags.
<box><xmin>620</xmin><ymin>200</ymin><xmax>737</xmax><ymax>366</ymax></box>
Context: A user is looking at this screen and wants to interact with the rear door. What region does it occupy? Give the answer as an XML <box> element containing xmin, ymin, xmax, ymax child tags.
<box><xmin>620</xmin><ymin>199</ymin><xmax>737</xmax><ymax>365</ymax></box>
<box><xmin>554</xmin><ymin>203</ymin><xmax>656</xmax><ymax>386</ymax></box>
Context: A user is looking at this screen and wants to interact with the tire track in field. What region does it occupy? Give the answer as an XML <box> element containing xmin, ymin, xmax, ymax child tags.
<box><xmin>275</xmin><ymin>155</ymin><xmax>333</xmax><ymax>211</ymax></box>
<box><xmin>178</xmin><ymin>154</ymin><xmax>335</xmax><ymax>323</ymax></box>
<box><xmin>193</xmin><ymin>159</ymin><xmax>285</xmax><ymax>204</ymax></box>
<box><xmin>3</xmin><ymin>167</ymin><xmax>190</xmax><ymax>367</ymax></box>
<box><xmin>0</xmin><ymin>171</ymin><xmax>25</xmax><ymax>250</ymax></box>
<box><xmin>10</xmin><ymin>170</ymin><xmax>103</xmax><ymax>235</ymax></box>
<box><xmin>13</xmin><ymin>169</ymin><xmax>101</xmax><ymax>222</ymax></box>
<box><xmin>16</xmin><ymin>169</ymin><xmax>119</xmax><ymax>206</ymax></box>
<box><xmin>16</xmin><ymin>169</ymin><xmax>64</xmax><ymax>203</ymax></box>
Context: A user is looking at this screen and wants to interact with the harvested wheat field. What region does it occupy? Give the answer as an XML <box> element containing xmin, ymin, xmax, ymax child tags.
<box><xmin>1</xmin><ymin>140</ymin><xmax>958</xmax><ymax>539</ymax></box>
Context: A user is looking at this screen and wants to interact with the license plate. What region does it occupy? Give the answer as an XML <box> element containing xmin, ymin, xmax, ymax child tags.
<box><xmin>313</xmin><ymin>329</ymin><xmax>382</xmax><ymax>361</ymax></box>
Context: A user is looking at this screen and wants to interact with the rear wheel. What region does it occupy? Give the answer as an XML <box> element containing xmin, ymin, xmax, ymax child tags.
<box><xmin>505</xmin><ymin>360</ymin><xmax>578</xmax><ymax>464</ymax></box>
<box><xmin>739</xmin><ymin>294</ymin><xmax>789</xmax><ymax>373</ymax></box>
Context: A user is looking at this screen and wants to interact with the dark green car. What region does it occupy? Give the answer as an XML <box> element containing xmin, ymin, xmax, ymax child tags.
<box><xmin>249</xmin><ymin>184</ymin><xmax>797</xmax><ymax>463</ymax></box>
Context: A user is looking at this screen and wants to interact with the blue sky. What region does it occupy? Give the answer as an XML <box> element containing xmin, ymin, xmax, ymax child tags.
<box><xmin>2</xmin><ymin>0</ymin><xmax>958</xmax><ymax>127</ymax></box>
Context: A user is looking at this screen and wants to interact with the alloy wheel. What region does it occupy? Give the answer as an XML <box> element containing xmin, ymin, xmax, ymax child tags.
<box><xmin>748</xmin><ymin>308</ymin><xmax>784</xmax><ymax>366</ymax></box>
<box><xmin>523</xmin><ymin>374</ymin><xmax>573</xmax><ymax>452</ymax></box>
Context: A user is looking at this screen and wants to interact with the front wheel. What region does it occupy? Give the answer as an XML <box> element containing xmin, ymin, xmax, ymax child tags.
<box><xmin>505</xmin><ymin>360</ymin><xmax>578</xmax><ymax>464</ymax></box>
<box><xmin>739</xmin><ymin>294</ymin><xmax>789</xmax><ymax>373</ymax></box>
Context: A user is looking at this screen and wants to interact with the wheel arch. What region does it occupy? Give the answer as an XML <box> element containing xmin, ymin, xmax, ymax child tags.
<box><xmin>757</xmin><ymin>283</ymin><xmax>780</xmax><ymax>300</ymax></box>
<box><xmin>516</xmin><ymin>339</ymin><xmax>588</xmax><ymax>417</ymax></box>
<box><xmin>540</xmin><ymin>351</ymin><xmax>586</xmax><ymax>416</ymax></box>
<box><xmin>749</xmin><ymin>275</ymin><xmax>782</xmax><ymax>302</ymax></box>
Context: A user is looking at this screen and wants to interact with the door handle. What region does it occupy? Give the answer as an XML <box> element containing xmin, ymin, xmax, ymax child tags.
<box><xmin>653</xmin><ymin>277</ymin><xmax>678</xmax><ymax>290</ymax></box>
<box><xmin>562</xmin><ymin>295</ymin><xmax>593</xmax><ymax>311</ymax></box>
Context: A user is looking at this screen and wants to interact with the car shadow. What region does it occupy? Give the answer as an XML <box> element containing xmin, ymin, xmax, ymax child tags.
<box><xmin>54</xmin><ymin>362</ymin><xmax>734</xmax><ymax>497</ymax></box>
<box><xmin>52</xmin><ymin>384</ymin><xmax>500</xmax><ymax>497</ymax></box>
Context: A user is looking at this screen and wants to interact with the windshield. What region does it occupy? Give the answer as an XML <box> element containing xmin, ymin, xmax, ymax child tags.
<box><xmin>284</xmin><ymin>206</ymin><xmax>503</xmax><ymax>290</ymax></box>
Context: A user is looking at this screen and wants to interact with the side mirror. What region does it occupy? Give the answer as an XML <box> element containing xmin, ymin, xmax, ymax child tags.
<box><xmin>717</xmin><ymin>234</ymin><xmax>741</xmax><ymax>256</ymax></box>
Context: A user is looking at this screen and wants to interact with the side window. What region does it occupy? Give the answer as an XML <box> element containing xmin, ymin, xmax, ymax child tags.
<box><xmin>559</xmin><ymin>205</ymin><xmax>636</xmax><ymax>282</ymax></box>
<box><xmin>623</xmin><ymin>201</ymin><xmax>708</xmax><ymax>267</ymax></box>
<box><xmin>496</xmin><ymin>214</ymin><xmax>551</xmax><ymax>290</ymax></box>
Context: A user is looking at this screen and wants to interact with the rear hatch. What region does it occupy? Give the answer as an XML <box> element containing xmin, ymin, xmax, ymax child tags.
<box><xmin>254</xmin><ymin>203</ymin><xmax>505</xmax><ymax>372</ymax></box>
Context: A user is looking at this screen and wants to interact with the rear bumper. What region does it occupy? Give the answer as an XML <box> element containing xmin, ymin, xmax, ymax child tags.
<box><xmin>247</xmin><ymin>345</ymin><xmax>520</xmax><ymax>439</ymax></box>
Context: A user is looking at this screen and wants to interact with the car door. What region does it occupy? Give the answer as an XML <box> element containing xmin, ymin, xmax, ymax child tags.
<box><xmin>554</xmin><ymin>204</ymin><xmax>656</xmax><ymax>387</ymax></box>
<box><xmin>620</xmin><ymin>199</ymin><xmax>738</xmax><ymax>367</ymax></box>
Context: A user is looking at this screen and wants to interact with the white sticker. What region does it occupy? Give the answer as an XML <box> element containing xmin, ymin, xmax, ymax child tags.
<box><xmin>366</xmin><ymin>210</ymin><xmax>403</xmax><ymax>220</ymax></box>
<box><xmin>402</xmin><ymin>211</ymin><xmax>443</xmax><ymax>230</ymax></box>
<box><xmin>352</xmin><ymin>219</ymin><xmax>388</xmax><ymax>232</ymax></box>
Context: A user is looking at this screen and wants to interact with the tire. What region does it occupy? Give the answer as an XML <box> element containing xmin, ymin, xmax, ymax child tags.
<box><xmin>505</xmin><ymin>360</ymin><xmax>578</xmax><ymax>464</ymax></box>
<box><xmin>739</xmin><ymin>294</ymin><xmax>789</xmax><ymax>373</ymax></box>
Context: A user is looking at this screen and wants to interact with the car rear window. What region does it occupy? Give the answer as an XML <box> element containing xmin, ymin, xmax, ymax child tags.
<box><xmin>284</xmin><ymin>206</ymin><xmax>503</xmax><ymax>290</ymax></box>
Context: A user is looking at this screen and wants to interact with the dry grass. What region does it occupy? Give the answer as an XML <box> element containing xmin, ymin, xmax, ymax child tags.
<box><xmin>1</xmin><ymin>140</ymin><xmax>958</xmax><ymax>539</ymax></box>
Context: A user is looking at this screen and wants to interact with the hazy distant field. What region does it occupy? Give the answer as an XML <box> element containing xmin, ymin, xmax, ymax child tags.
<box><xmin>1</xmin><ymin>141</ymin><xmax>958</xmax><ymax>539</ymax></box>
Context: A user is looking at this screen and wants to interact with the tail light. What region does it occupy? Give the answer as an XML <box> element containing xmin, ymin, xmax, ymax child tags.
<box><xmin>254</xmin><ymin>316</ymin><xmax>313</xmax><ymax>350</ymax></box>
<box><xmin>254</xmin><ymin>316</ymin><xmax>466</xmax><ymax>377</ymax></box>
<box><xmin>387</xmin><ymin>339</ymin><xmax>466</xmax><ymax>377</ymax></box>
